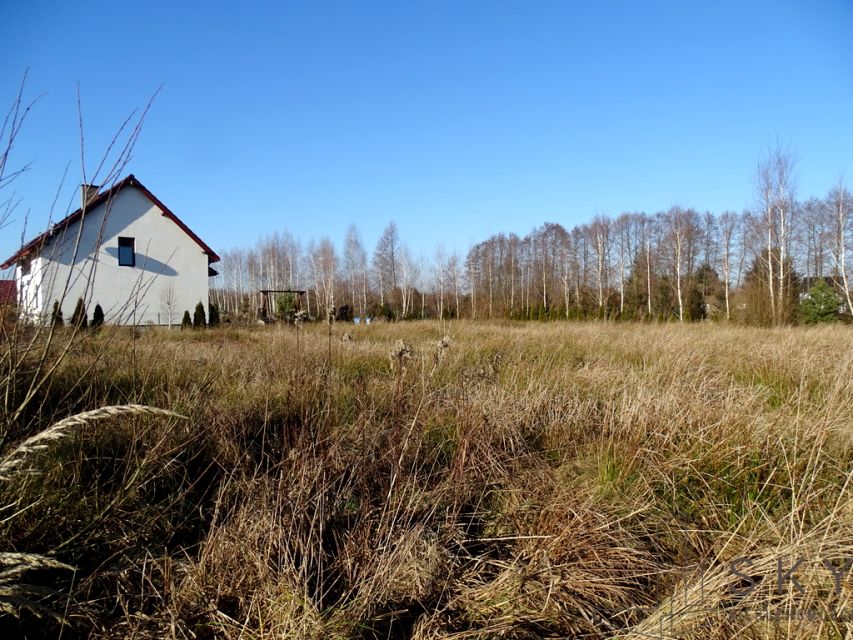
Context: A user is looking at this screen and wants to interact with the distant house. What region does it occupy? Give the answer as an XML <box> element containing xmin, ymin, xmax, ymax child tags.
<box><xmin>0</xmin><ymin>280</ymin><xmax>15</xmax><ymax>305</ymax></box>
<box><xmin>0</xmin><ymin>175</ymin><xmax>220</xmax><ymax>325</ymax></box>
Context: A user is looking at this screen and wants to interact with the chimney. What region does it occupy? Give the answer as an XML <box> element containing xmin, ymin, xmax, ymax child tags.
<box><xmin>80</xmin><ymin>184</ymin><xmax>100</xmax><ymax>209</ymax></box>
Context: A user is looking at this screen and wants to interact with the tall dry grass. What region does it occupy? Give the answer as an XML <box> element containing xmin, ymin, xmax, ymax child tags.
<box><xmin>0</xmin><ymin>320</ymin><xmax>850</xmax><ymax>638</ymax></box>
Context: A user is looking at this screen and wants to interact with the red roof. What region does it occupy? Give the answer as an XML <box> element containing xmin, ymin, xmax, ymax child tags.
<box><xmin>0</xmin><ymin>174</ymin><xmax>220</xmax><ymax>269</ymax></box>
<box><xmin>0</xmin><ymin>280</ymin><xmax>15</xmax><ymax>305</ymax></box>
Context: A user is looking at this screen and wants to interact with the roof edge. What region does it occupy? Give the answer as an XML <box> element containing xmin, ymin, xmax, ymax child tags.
<box><xmin>0</xmin><ymin>174</ymin><xmax>220</xmax><ymax>269</ymax></box>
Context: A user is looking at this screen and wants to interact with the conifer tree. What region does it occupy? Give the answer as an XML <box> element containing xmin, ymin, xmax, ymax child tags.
<box><xmin>50</xmin><ymin>300</ymin><xmax>63</xmax><ymax>326</ymax></box>
<box><xmin>799</xmin><ymin>281</ymin><xmax>840</xmax><ymax>324</ymax></box>
<box><xmin>70</xmin><ymin>298</ymin><xmax>88</xmax><ymax>329</ymax></box>
<box><xmin>91</xmin><ymin>304</ymin><xmax>105</xmax><ymax>329</ymax></box>
<box><xmin>192</xmin><ymin>302</ymin><xmax>206</xmax><ymax>328</ymax></box>
<box><xmin>208</xmin><ymin>302</ymin><xmax>220</xmax><ymax>326</ymax></box>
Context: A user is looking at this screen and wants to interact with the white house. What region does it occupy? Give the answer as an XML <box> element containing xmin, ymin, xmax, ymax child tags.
<box><xmin>1</xmin><ymin>175</ymin><xmax>220</xmax><ymax>325</ymax></box>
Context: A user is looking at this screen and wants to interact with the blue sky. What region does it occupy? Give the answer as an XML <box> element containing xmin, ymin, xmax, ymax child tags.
<box><xmin>1</xmin><ymin>0</ymin><xmax>852</xmax><ymax>264</ymax></box>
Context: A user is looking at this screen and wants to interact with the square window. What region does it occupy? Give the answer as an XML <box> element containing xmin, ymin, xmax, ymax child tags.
<box><xmin>118</xmin><ymin>237</ymin><xmax>135</xmax><ymax>267</ymax></box>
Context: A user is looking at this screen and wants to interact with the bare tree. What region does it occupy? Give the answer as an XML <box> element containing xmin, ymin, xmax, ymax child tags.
<box><xmin>589</xmin><ymin>217</ymin><xmax>611</xmax><ymax>315</ymax></box>
<box><xmin>827</xmin><ymin>179</ymin><xmax>853</xmax><ymax>313</ymax></box>
<box><xmin>433</xmin><ymin>245</ymin><xmax>447</xmax><ymax>320</ymax></box>
<box><xmin>159</xmin><ymin>282</ymin><xmax>178</xmax><ymax>328</ymax></box>
<box><xmin>447</xmin><ymin>252</ymin><xmax>461</xmax><ymax>319</ymax></box>
<box><xmin>718</xmin><ymin>211</ymin><xmax>740</xmax><ymax>320</ymax></box>
<box><xmin>664</xmin><ymin>206</ymin><xmax>694</xmax><ymax>322</ymax></box>
<box><xmin>637</xmin><ymin>214</ymin><xmax>655</xmax><ymax>319</ymax></box>
<box><xmin>373</xmin><ymin>222</ymin><xmax>399</xmax><ymax>317</ymax></box>
<box><xmin>802</xmin><ymin>198</ymin><xmax>829</xmax><ymax>281</ymax></box>
<box><xmin>614</xmin><ymin>213</ymin><xmax>635</xmax><ymax>316</ymax></box>
<box><xmin>398</xmin><ymin>244</ymin><xmax>416</xmax><ymax>319</ymax></box>
<box><xmin>311</xmin><ymin>238</ymin><xmax>337</xmax><ymax>315</ymax></box>
<box><xmin>466</xmin><ymin>250</ymin><xmax>477</xmax><ymax>320</ymax></box>
<box><xmin>343</xmin><ymin>225</ymin><xmax>367</xmax><ymax>318</ymax></box>
<box><xmin>756</xmin><ymin>144</ymin><xmax>797</xmax><ymax>324</ymax></box>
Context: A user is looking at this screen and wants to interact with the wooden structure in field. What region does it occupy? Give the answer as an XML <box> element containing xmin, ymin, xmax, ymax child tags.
<box><xmin>258</xmin><ymin>289</ymin><xmax>306</xmax><ymax>322</ymax></box>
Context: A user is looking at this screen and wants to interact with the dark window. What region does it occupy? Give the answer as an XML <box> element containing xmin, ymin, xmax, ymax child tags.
<box><xmin>118</xmin><ymin>237</ymin><xmax>135</xmax><ymax>267</ymax></box>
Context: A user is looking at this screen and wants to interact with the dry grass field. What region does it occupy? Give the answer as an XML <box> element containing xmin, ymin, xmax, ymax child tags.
<box><xmin>1</xmin><ymin>320</ymin><xmax>852</xmax><ymax>639</ymax></box>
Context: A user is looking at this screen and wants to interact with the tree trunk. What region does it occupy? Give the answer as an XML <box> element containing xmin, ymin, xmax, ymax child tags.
<box><xmin>646</xmin><ymin>240</ymin><xmax>652</xmax><ymax>319</ymax></box>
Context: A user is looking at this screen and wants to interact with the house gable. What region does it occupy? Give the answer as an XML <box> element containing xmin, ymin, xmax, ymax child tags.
<box><xmin>6</xmin><ymin>176</ymin><xmax>218</xmax><ymax>326</ymax></box>
<box><xmin>1</xmin><ymin>175</ymin><xmax>220</xmax><ymax>269</ymax></box>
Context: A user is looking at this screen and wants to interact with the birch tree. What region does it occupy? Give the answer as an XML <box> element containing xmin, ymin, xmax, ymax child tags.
<box><xmin>343</xmin><ymin>225</ymin><xmax>367</xmax><ymax>318</ymax></box>
<box><xmin>664</xmin><ymin>207</ymin><xmax>689</xmax><ymax>322</ymax></box>
<box><xmin>434</xmin><ymin>245</ymin><xmax>447</xmax><ymax>320</ymax></box>
<box><xmin>827</xmin><ymin>180</ymin><xmax>853</xmax><ymax>313</ymax></box>
<box><xmin>373</xmin><ymin>222</ymin><xmax>400</xmax><ymax>317</ymax></box>
<box><xmin>718</xmin><ymin>211</ymin><xmax>739</xmax><ymax>320</ymax></box>
<box><xmin>588</xmin><ymin>217</ymin><xmax>611</xmax><ymax>315</ymax></box>
<box><xmin>614</xmin><ymin>213</ymin><xmax>634</xmax><ymax>316</ymax></box>
<box><xmin>756</xmin><ymin>144</ymin><xmax>797</xmax><ymax>323</ymax></box>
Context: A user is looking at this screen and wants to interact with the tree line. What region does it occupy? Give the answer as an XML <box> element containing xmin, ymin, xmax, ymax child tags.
<box><xmin>211</xmin><ymin>148</ymin><xmax>852</xmax><ymax>325</ymax></box>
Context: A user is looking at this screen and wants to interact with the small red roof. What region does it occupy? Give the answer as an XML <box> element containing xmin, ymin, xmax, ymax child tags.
<box><xmin>0</xmin><ymin>174</ymin><xmax>220</xmax><ymax>269</ymax></box>
<box><xmin>0</xmin><ymin>280</ymin><xmax>15</xmax><ymax>305</ymax></box>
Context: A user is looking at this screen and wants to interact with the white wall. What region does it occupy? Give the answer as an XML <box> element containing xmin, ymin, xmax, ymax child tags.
<box><xmin>27</xmin><ymin>186</ymin><xmax>211</xmax><ymax>325</ymax></box>
<box><xmin>18</xmin><ymin>257</ymin><xmax>44</xmax><ymax>319</ymax></box>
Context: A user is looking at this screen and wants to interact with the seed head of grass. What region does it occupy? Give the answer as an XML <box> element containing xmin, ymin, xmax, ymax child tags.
<box><xmin>0</xmin><ymin>404</ymin><xmax>188</xmax><ymax>481</ymax></box>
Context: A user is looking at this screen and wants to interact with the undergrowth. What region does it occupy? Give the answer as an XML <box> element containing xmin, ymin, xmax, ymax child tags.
<box><xmin>0</xmin><ymin>321</ymin><xmax>851</xmax><ymax>639</ymax></box>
